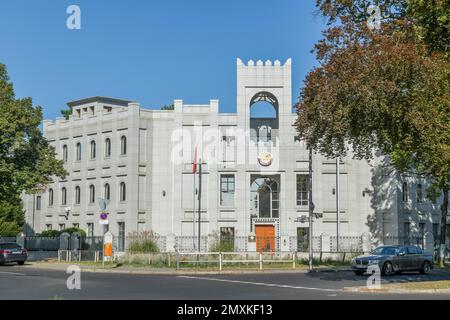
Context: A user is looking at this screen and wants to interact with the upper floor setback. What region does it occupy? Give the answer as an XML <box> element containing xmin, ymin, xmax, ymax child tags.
<box><xmin>43</xmin><ymin>57</ymin><xmax>297</xmax><ymax>128</ymax></box>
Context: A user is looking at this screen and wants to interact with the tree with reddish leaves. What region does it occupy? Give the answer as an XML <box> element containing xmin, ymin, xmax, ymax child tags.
<box><xmin>297</xmin><ymin>0</ymin><xmax>449</xmax><ymax>266</ymax></box>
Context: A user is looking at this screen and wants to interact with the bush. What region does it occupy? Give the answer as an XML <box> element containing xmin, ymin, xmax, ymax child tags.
<box><xmin>209</xmin><ymin>241</ymin><xmax>234</xmax><ymax>253</ymax></box>
<box><xmin>60</xmin><ymin>227</ymin><xmax>86</xmax><ymax>237</ymax></box>
<box><xmin>127</xmin><ymin>231</ymin><xmax>160</xmax><ymax>253</ymax></box>
<box><xmin>39</xmin><ymin>230</ymin><xmax>61</xmax><ymax>237</ymax></box>
<box><xmin>128</xmin><ymin>239</ymin><xmax>159</xmax><ymax>253</ymax></box>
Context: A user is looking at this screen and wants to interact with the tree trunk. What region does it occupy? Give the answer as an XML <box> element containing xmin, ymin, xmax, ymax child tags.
<box><xmin>439</xmin><ymin>186</ymin><xmax>449</xmax><ymax>268</ymax></box>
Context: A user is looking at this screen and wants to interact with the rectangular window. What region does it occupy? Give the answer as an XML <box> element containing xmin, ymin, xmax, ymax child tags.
<box><xmin>296</xmin><ymin>175</ymin><xmax>309</xmax><ymax>206</ymax></box>
<box><xmin>118</xmin><ymin>222</ymin><xmax>125</xmax><ymax>252</ymax></box>
<box><xmin>220</xmin><ymin>227</ymin><xmax>235</xmax><ymax>249</ymax></box>
<box><xmin>297</xmin><ymin>227</ymin><xmax>309</xmax><ymax>252</ymax></box>
<box><xmin>36</xmin><ymin>196</ymin><xmax>42</xmax><ymax>211</ymax></box>
<box><xmin>72</xmin><ymin>223</ymin><xmax>79</xmax><ymax>229</ymax></box>
<box><xmin>87</xmin><ymin>223</ymin><xmax>94</xmax><ymax>238</ymax></box>
<box><xmin>59</xmin><ymin>224</ymin><xmax>66</xmax><ymax>231</ymax></box>
<box><xmin>46</xmin><ymin>224</ymin><xmax>52</xmax><ymax>231</ymax></box>
<box><xmin>404</xmin><ymin>222</ymin><xmax>411</xmax><ymax>238</ymax></box>
<box><xmin>419</xmin><ymin>223</ymin><xmax>426</xmax><ymax>237</ymax></box>
<box><xmin>222</xmin><ymin>136</ymin><xmax>236</xmax><ymax>146</ymax></box>
<box><xmin>220</xmin><ymin>175</ymin><xmax>235</xmax><ymax>207</ymax></box>
<box><xmin>433</xmin><ymin>223</ymin><xmax>439</xmax><ymax>241</ymax></box>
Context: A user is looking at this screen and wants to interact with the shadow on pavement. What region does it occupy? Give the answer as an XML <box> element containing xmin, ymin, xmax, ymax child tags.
<box><xmin>306</xmin><ymin>268</ymin><xmax>450</xmax><ymax>285</ymax></box>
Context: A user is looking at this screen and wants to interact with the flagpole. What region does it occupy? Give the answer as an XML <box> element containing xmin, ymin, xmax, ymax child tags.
<box><xmin>192</xmin><ymin>147</ymin><xmax>197</xmax><ymax>252</ymax></box>
<box><xmin>193</xmin><ymin>172</ymin><xmax>196</xmax><ymax>251</ymax></box>
<box><xmin>197</xmin><ymin>159</ymin><xmax>202</xmax><ymax>252</ymax></box>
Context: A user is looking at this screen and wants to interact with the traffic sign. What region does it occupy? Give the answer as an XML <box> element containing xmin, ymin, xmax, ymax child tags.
<box><xmin>100</xmin><ymin>212</ymin><xmax>109</xmax><ymax>225</ymax></box>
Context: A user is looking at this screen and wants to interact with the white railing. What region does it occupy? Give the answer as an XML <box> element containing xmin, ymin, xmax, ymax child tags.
<box><xmin>176</xmin><ymin>252</ymin><xmax>298</xmax><ymax>271</ymax></box>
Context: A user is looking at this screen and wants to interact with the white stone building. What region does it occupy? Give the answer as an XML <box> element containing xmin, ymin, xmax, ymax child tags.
<box><xmin>23</xmin><ymin>58</ymin><xmax>446</xmax><ymax>252</ymax></box>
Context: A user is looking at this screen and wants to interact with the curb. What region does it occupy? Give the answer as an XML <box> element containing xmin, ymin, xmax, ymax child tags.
<box><xmin>24</xmin><ymin>263</ymin><xmax>314</xmax><ymax>276</ymax></box>
<box><xmin>343</xmin><ymin>286</ymin><xmax>450</xmax><ymax>294</ymax></box>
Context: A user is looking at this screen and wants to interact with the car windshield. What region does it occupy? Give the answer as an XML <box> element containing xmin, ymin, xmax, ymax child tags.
<box><xmin>0</xmin><ymin>243</ymin><xmax>21</xmax><ymax>250</ymax></box>
<box><xmin>371</xmin><ymin>247</ymin><xmax>399</xmax><ymax>255</ymax></box>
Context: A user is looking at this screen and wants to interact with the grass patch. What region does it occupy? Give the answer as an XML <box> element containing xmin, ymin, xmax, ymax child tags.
<box><xmin>387</xmin><ymin>281</ymin><xmax>450</xmax><ymax>291</ymax></box>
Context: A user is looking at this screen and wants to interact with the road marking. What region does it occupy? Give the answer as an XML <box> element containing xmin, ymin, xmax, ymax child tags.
<box><xmin>0</xmin><ymin>271</ymin><xmax>26</xmax><ymax>276</ymax></box>
<box><xmin>178</xmin><ymin>276</ymin><xmax>343</xmax><ymax>292</ymax></box>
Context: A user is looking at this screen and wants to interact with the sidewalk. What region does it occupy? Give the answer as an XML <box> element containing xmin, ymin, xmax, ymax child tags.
<box><xmin>344</xmin><ymin>282</ymin><xmax>450</xmax><ymax>294</ymax></box>
<box><xmin>24</xmin><ymin>261</ymin><xmax>351</xmax><ymax>275</ymax></box>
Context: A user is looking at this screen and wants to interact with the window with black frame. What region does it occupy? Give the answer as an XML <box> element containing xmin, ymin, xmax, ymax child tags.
<box><xmin>220</xmin><ymin>175</ymin><xmax>235</xmax><ymax>207</ymax></box>
<box><xmin>296</xmin><ymin>175</ymin><xmax>309</xmax><ymax>206</ymax></box>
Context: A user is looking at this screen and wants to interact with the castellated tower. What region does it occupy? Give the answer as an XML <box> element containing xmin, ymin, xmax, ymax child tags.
<box><xmin>236</xmin><ymin>58</ymin><xmax>292</xmax><ymax>133</ymax></box>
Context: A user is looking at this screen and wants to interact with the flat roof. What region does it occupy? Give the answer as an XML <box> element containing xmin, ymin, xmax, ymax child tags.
<box><xmin>67</xmin><ymin>96</ymin><xmax>133</xmax><ymax>108</ymax></box>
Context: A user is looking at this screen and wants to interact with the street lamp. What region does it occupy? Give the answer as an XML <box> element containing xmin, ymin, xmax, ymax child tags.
<box><xmin>308</xmin><ymin>147</ymin><xmax>314</xmax><ymax>272</ymax></box>
<box><xmin>64</xmin><ymin>207</ymin><xmax>71</xmax><ymax>221</ymax></box>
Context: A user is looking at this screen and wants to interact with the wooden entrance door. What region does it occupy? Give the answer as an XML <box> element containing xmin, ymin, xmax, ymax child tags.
<box><xmin>255</xmin><ymin>225</ymin><xmax>275</xmax><ymax>252</ymax></box>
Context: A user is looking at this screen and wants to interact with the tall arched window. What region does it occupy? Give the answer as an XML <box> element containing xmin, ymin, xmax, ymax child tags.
<box><xmin>417</xmin><ymin>184</ymin><xmax>423</xmax><ymax>203</ymax></box>
<box><xmin>61</xmin><ymin>187</ymin><xmax>67</xmax><ymax>205</ymax></box>
<box><xmin>48</xmin><ymin>188</ymin><xmax>54</xmax><ymax>207</ymax></box>
<box><xmin>76</xmin><ymin>142</ymin><xmax>82</xmax><ymax>161</ymax></box>
<box><xmin>104</xmin><ymin>183</ymin><xmax>110</xmax><ymax>200</ymax></box>
<box><xmin>105</xmin><ymin>138</ymin><xmax>111</xmax><ymax>158</ymax></box>
<box><xmin>62</xmin><ymin>145</ymin><xmax>68</xmax><ymax>163</ymax></box>
<box><xmin>120</xmin><ymin>136</ymin><xmax>127</xmax><ymax>155</ymax></box>
<box><xmin>120</xmin><ymin>182</ymin><xmax>126</xmax><ymax>202</ymax></box>
<box><xmin>402</xmin><ymin>182</ymin><xmax>408</xmax><ymax>202</ymax></box>
<box><xmin>250</xmin><ymin>177</ymin><xmax>280</xmax><ymax>218</ymax></box>
<box><xmin>90</xmin><ymin>140</ymin><xmax>96</xmax><ymax>159</ymax></box>
<box><xmin>75</xmin><ymin>186</ymin><xmax>81</xmax><ymax>205</ymax></box>
<box><xmin>89</xmin><ymin>185</ymin><xmax>95</xmax><ymax>204</ymax></box>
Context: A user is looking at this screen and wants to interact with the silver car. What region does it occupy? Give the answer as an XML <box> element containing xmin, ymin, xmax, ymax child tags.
<box><xmin>0</xmin><ymin>242</ymin><xmax>28</xmax><ymax>265</ymax></box>
<box><xmin>351</xmin><ymin>245</ymin><xmax>433</xmax><ymax>276</ymax></box>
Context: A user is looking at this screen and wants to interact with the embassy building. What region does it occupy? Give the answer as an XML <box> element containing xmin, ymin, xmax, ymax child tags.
<box><xmin>23</xmin><ymin>58</ymin><xmax>445</xmax><ymax>252</ymax></box>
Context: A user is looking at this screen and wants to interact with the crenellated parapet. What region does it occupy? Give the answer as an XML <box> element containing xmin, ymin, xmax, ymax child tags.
<box><xmin>236</xmin><ymin>58</ymin><xmax>291</xmax><ymax>67</ymax></box>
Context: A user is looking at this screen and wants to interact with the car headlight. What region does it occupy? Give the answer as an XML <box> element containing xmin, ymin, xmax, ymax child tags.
<box><xmin>368</xmin><ymin>260</ymin><xmax>379</xmax><ymax>265</ymax></box>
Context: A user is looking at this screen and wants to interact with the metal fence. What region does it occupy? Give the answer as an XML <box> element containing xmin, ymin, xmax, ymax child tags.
<box><xmin>23</xmin><ymin>237</ymin><xmax>60</xmax><ymax>251</ymax></box>
<box><xmin>381</xmin><ymin>236</ymin><xmax>425</xmax><ymax>248</ymax></box>
<box><xmin>329</xmin><ymin>236</ymin><xmax>364</xmax><ymax>253</ymax></box>
<box><xmin>0</xmin><ymin>237</ymin><xmax>16</xmax><ymax>243</ymax></box>
<box><xmin>175</xmin><ymin>236</ymin><xmax>209</xmax><ymax>252</ymax></box>
<box><xmin>2</xmin><ymin>234</ymin><xmax>449</xmax><ymax>263</ymax></box>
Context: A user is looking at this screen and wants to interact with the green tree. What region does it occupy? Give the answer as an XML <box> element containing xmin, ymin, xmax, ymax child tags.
<box><xmin>298</xmin><ymin>1</ymin><xmax>450</xmax><ymax>266</ymax></box>
<box><xmin>60</xmin><ymin>108</ymin><xmax>72</xmax><ymax>120</ymax></box>
<box><xmin>161</xmin><ymin>104</ymin><xmax>174</xmax><ymax>111</ymax></box>
<box><xmin>0</xmin><ymin>63</ymin><xmax>67</xmax><ymax>236</ymax></box>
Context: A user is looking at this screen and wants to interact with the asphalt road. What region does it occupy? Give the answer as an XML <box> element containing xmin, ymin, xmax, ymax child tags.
<box><xmin>0</xmin><ymin>264</ymin><xmax>449</xmax><ymax>300</ymax></box>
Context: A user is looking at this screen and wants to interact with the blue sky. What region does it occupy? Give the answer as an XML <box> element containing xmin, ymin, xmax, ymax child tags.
<box><xmin>0</xmin><ymin>0</ymin><xmax>327</xmax><ymax>119</ymax></box>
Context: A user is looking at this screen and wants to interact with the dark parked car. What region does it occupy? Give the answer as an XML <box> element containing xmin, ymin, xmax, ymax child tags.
<box><xmin>0</xmin><ymin>242</ymin><xmax>27</xmax><ymax>265</ymax></box>
<box><xmin>351</xmin><ymin>245</ymin><xmax>433</xmax><ymax>276</ymax></box>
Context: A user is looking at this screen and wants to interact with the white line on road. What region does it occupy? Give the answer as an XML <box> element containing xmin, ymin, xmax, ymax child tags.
<box><xmin>177</xmin><ymin>276</ymin><xmax>343</xmax><ymax>293</ymax></box>
<box><xmin>0</xmin><ymin>271</ymin><xmax>26</xmax><ymax>276</ymax></box>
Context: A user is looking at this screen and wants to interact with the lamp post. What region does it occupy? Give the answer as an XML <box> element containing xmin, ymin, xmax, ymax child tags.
<box><xmin>64</xmin><ymin>207</ymin><xmax>71</xmax><ymax>221</ymax></box>
<box><xmin>308</xmin><ymin>148</ymin><xmax>314</xmax><ymax>272</ymax></box>
<box><xmin>336</xmin><ymin>157</ymin><xmax>340</xmax><ymax>253</ymax></box>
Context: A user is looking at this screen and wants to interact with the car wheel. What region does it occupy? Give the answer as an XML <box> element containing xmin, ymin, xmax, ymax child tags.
<box><xmin>353</xmin><ymin>271</ymin><xmax>365</xmax><ymax>276</ymax></box>
<box><xmin>420</xmin><ymin>261</ymin><xmax>431</xmax><ymax>275</ymax></box>
<box><xmin>382</xmin><ymin>262</ymin><xmax>394</xmax><ymax>276</ymax></box>
<box><xmin>17</xmin><ymin>261</ymin><xmax>25</xmax><ymax>266</ymax></box>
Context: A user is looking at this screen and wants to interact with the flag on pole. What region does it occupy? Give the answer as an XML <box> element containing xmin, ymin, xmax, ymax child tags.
<box><xmin>193</xmin><ymin>146</ymin><xmax>198</xmax><ymax>175</ymax></box>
